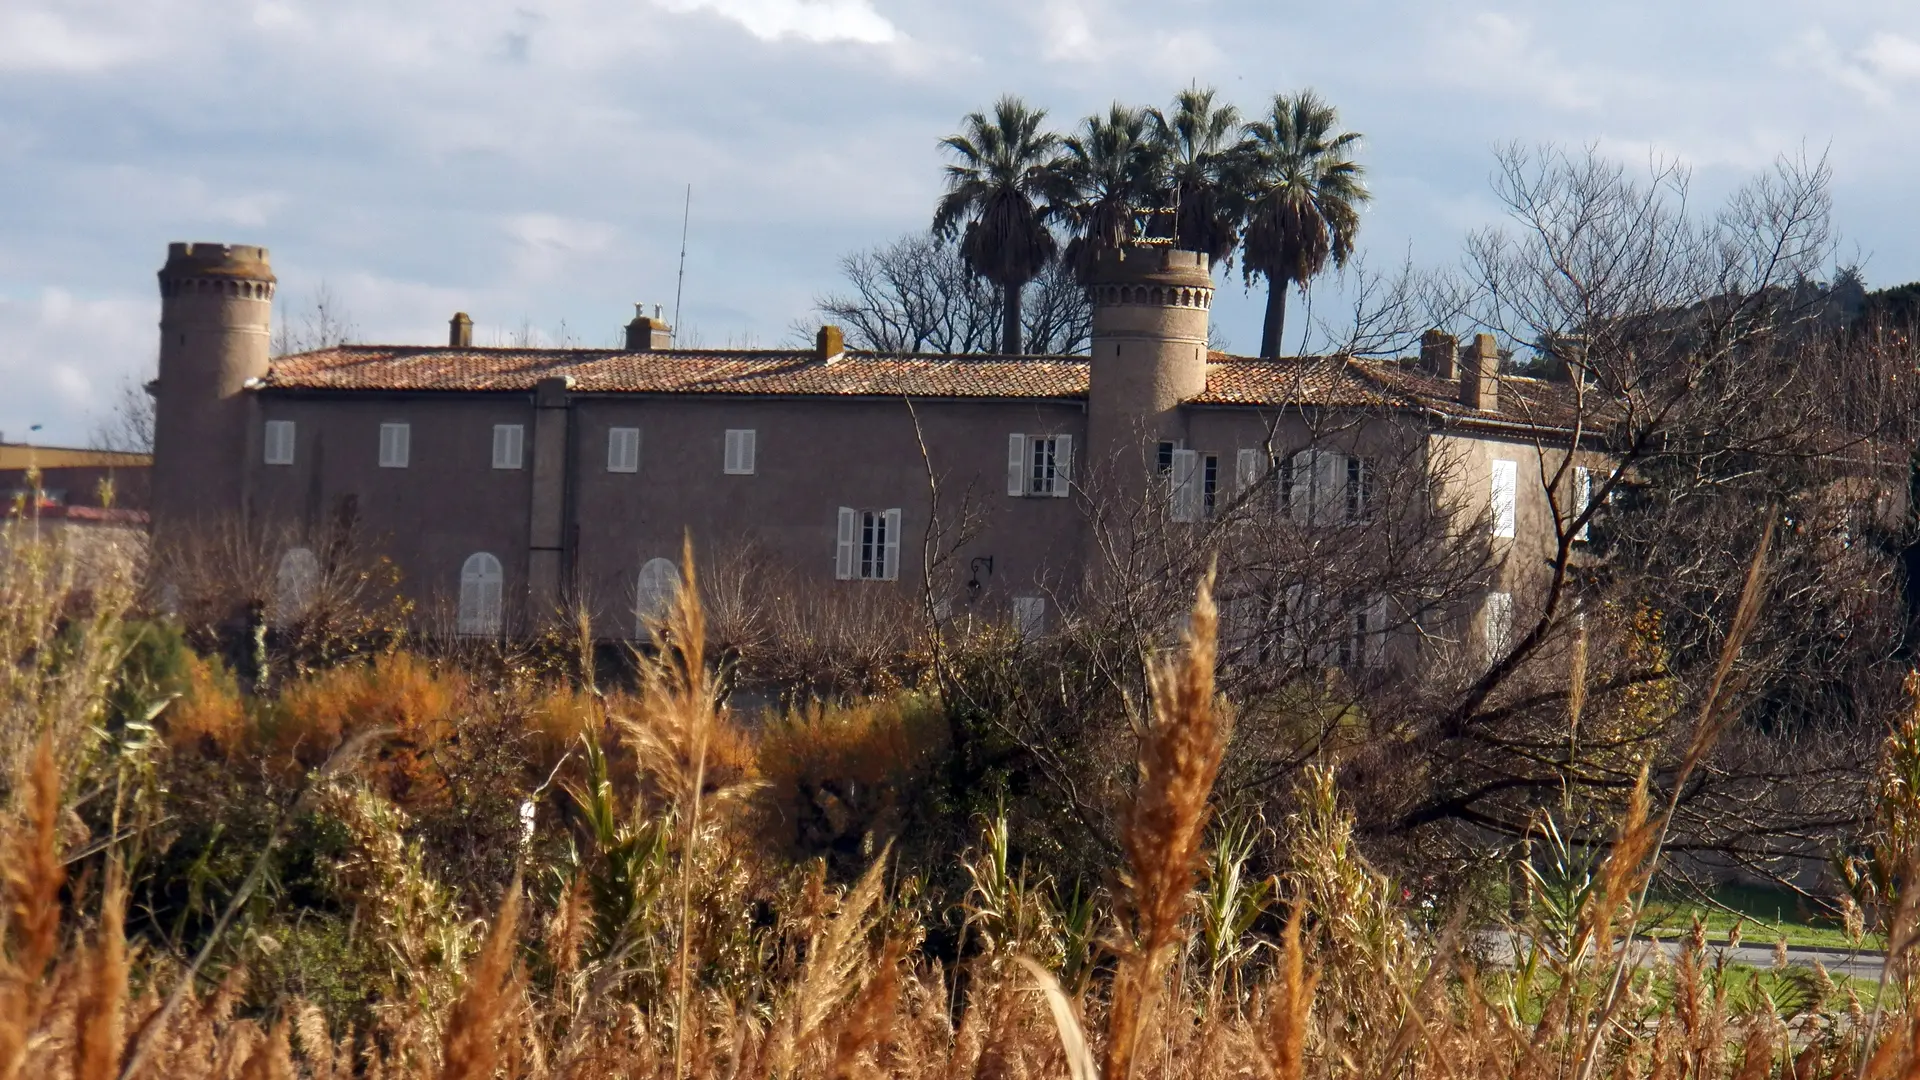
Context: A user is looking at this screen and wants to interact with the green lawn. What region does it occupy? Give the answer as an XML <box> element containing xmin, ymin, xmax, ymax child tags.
<box><xmin>1639</xmin><ymin>883</ymin><xmax>1866</xmax><ymax>952</ymax></box>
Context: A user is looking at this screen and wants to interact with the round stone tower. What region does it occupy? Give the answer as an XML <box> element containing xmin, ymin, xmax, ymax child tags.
<box><xmin>1085</xmin><ymin>244</ymin><xmax>1214</xmax><ymax>474</ymax></box>
<box><xmin>151</xmin><ymin>242</ymin><xmax>276</xmax><ymax>535</ymax></box>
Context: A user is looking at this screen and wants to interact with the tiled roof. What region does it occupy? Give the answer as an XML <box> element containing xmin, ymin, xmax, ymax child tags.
<box><xmin>263</xmin><ymin>345</ymin><xmax>1585</xmax><ymax>432</ymax></box>
<box><xmin>264</xmin><ymin>346</ymin><xmax>1088</xmax><ymax>399</ymax></box>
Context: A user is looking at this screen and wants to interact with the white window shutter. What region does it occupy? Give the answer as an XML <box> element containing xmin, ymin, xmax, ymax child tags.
<box><xmin>1366</xmin><ymin>595</ymin><xmax>1389</xmax><ymax>667</ymax></box>
<box><xmin>1573</xmin><ymin>465</ymin><xmax>1592</xmax><ymax>540</ymax></box>
<box><xmin>882</xmin><ymin>508</ymin><xmax>902</xmax><ymax>579</ymax></box>
<box><xmin>1007</xmin><ymin>434</ymin><xmax>1027</xmax><ymax>496</ymax></box>
<box><xmin>1051</xmin><ymin>434</ymin><xmax>1072</xmax><ymax>496</ymax></box>
<box><xmin>835</xmin><ymin>507</ymin><xmax>857</xmax><ymax>580</ymax></box>
<box><xmin>740</xmin><ymin>429</ymin><xmax>756</xmax><ymax>474</ymax></box>
<box><xmin>723</xmin><ymin>430</ymin><xmax>738</xmax><ymax>473</ymax></box>
<box><xmin>1491</xmin><ymin>458</ymin><xmax>1518</xmax><ymax>538</ymax></box>
<box><xmin>1235</xmin><ymin>449</ymin><xmax>1260</xmax><ymax>493</ymax></box>
<box><xmin>1285</xmin><ymin>451</ymin><xmax>1314</xmax><ymax>523</ymax></box>
<box><xmin>481</xmin><ymin>577</ymin><xmax>502</xmax><ymax>634</ymax></box>
<box><xmin>1170</xmin><ymin>448</ymin><xmax>1200</xmax><ymax>522</ymax></box>
<box><xmin>1484</xmin><ymin>591</ymin><xmax>1514</xmax><ymax>663</ymax></box>
<box><xmin>1313</xmin><ymin>451</ymin><xmax>1344</xmax><ymax>525</ymax></box>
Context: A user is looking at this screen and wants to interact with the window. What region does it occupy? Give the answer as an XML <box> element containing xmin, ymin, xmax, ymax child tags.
<box><xmin>724</xmin><ymin>429</ymin><xmax>757</xmax><ymax>475</ymax></box>
<box><xmin>1345</xmin><ymin>456</ymin><xmax>1373</xmax><ymax>522</ymax></box>
<box><xmin>1573</xmin><ymin>465</ymin><xmax>1592</xmax><ymax>541</ymax></box>
<box><xmin>379</xmin><ymin>422</ymin><xmax>410</xmax><ymax>469</ymax></box>
<box><xmin>492</xmin><ymin>424</ymin><xmax>524</xmax><ymax>470</ymax></box>
<box><xmin>1202</xmin><ymin>455</ymin><xmax>1220</xmax><ymax>518</ymax></box>
<box><xmin>457</xmin><ymin>552</ymin><xmax>504</xmax><ymax>636</ymax></box>
<box><xmin>835</xmin><ymin>507</ymin><xmax>901</xmax><ymax>581</ymax></box>
<box><xmin>1013</xmin><ymin>596</ymin><xmax>1047</xmax><ymax>640</ymax></box>
<box><xmin>274</xmin><ymin>547</ymin><xmax>319</xmax><ymax>625</ymax></box>
<box><xmin>1483</xmin><ymin>591</ymin><xmax>1514</xmax><ymax>663</ymax></box>
<box><xmin>1156</xmin><ymin>440</ymin><xmax>1177</xmax><ymax>475</ymax></box>
<box><xmin>1337</xmin><ymin>597</ymin><xmax>1388</xmax><ymax>669</ymax></box>
<box><xmin>1169</xmin><ymin>448</ymin><xmax>1202</xmax><ymax>522</ymax></box>
<box><xmin>1280</xmin><ymin>450</ymin><xmax>1372</xmax><ymax>525</ymax></box>
<box><xmin>263</xmin><ymin>420</ymin><xmax>296</xmax><ymax>466</ymax></box>
<box><xmin>1006</xmin><ymin>433</ymin><xmax>1073</xmax><ymax>496</ymax></box>
<box><xmin>1234</xmin><ymin>448</ymin><xmax>1264</xmax><ymax>494</ymax></box>
<box><xmin>634</xmin><ymin>557</ymin><xmax>681</xmax><ymax>634</ymax></box>
<box><xmin>1490</xmin><ymin>458</ymin><xmax>1518</xmax><ymax>538</ymax></box>
<box><xmin>608</xmin><ymin>427</ymin><xmax>641</xmax><ymax>473</ymax></box>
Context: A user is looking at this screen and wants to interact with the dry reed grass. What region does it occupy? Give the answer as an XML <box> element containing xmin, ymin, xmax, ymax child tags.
<box><xmin>7</xmin><ymin>528</ymin><xmax>1920</xmax><ymax>1079</ymax></box>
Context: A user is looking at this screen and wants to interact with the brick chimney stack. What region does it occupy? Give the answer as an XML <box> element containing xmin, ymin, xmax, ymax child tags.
<box><xmin>625</xmin><ymin>305</ymin><xmax>673</xmax><ymax>351</ymax></box>
<box><xmin>449</xmin><ymin>312</ymin><xmax>472</xmax><ymax>347</ymax></box>
<box><xmin>1461</xmin><ymin>333</ymin><xmax>1499</xmax><ymax>411</ymax></box>
<box><xmin>1420</xmin><ymin>328</ymin><xmax>1458</xmax><ymax>380</ymax></box>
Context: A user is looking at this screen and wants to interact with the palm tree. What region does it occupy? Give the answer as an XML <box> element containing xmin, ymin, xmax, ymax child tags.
<box><xmin>1241</xmin><ymin>90</ymin><xmax>1370</xmax><ymax>359</ymax></box>
<box><xmin>1147</xmin><ymin>87</ymin><xmax>1245</xmax><ymax>266</ymax></box>
<box><xmin>1054</xmin><ymin>103</ymin><xmax>1164</xmax><ymax>282</ymax></box>
<box><xmin>932</xmin><ymin>96</ymin><xmax>1066</xmax><ymax>355</ymax></box>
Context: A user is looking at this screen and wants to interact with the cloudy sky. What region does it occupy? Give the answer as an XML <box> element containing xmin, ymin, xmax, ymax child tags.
<box><xmin>4</xmin><ymin>0</ymin><xmax>1919</xmax><ymax>445</ymax></box>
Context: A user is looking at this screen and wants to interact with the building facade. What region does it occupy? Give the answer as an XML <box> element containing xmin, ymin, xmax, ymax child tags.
<box><xmin>148</xmin><ymin>241</ymin><xmax>1598</xmax><ymax>650</ymax></box>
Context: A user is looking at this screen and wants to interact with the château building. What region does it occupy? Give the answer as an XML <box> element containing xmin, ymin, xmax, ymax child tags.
<box><xmin>148</xmin><ymin>240</ymin><xmax>1598</xmax><ymax>652</ymax></box>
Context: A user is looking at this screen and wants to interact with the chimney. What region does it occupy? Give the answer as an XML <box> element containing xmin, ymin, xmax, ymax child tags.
<box><xmin>625</xmin><ymin>304</ymin><xmax>672</xmax><ymax>351</ymax></box>
<box><xmin>1419</xmin><ymin>328</ymin><xmax>1457</xmax><ymax>380</ymax></box>
<box><xmin>816</xmin><ymin>324</ymin><xmax>845</xmax><ymax>363</ymax></box>
<box><xmin>449</xmin><ymin>312</ymin><xmax>472</xmax><ymax>348</ymax></box>
<box><xmin>1461</xmin><ymin>333</ymin><xmax>1499</xmax><ymax>411</ymax></box>
<box><xmin>1543</xmin><ymin>332</ymin><xmax>1588</xmax><ymax>382</ymax></box>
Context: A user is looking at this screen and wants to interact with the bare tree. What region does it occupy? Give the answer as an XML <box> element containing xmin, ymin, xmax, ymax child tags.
<box><xmin>815</xmin><ymin>232</ymin><xmax>1091</xmax><ymax>355</ymax></box>
<box><xmin>88</xmin><ymin>373</ymin><xmax>155</xmax><ymax>454</ymax></box>
<box><xmin>271</xmin><ymin>282</ymin><xmax>358</xmax><ymax>357</ymax></box>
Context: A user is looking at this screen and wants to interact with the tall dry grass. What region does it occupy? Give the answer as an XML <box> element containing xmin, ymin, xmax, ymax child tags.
<box><xmin>7</xmin><ymin>521</ymin><xmax>1920</xmax><ymax>1078</ymax></box>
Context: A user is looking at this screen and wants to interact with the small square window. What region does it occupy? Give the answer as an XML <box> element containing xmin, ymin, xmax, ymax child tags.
<box><xmin>263</xmin><ymin>420</ymin><xmax>295</xmax><ymax>466</ymax></box>
<box><xmin>379</xmin><ymin>423</ymin><xmax>410</xmax><ymax>469</ymax></box>
<box><xmin>608</xmin><ymin>427</ymin><xmax>641</xmax><ymax>473</ymax></box>
<box><xmin>492</xmin><ymin>424</ymin><xmax>524</xmax><ymax>470</ymax></box>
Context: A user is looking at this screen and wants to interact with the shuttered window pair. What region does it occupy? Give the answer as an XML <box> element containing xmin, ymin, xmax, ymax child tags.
<box><xmin>1007</xmin><ymin>434</ymin><xmax>1072</xmax><ymax>497</ymax></box>
<box><xmin>263</xmin><ymin>420</ymin><xmax>296</xmax><ymax>465</ymax></box>
<box><xmin>835</xmin><ymin>507</ymin><xmax>901</xmax><ymax>581</ymax></box>
<box><xmin>379</xmin><ymin>423</ymin><xmax>410</xmax><ymax>468</ymax></box>
<box><xmin>1276</xmin><ymin>449</ymin><xmax>1373</xmax><ymax>525</ymax></box>
<box><xmin>491</xmin><ymin>424</ymin><xmax>524</xmax><ymax>470</ymax></box>
<box><xmin>608</xmin><ymin>427</ymin><xmax>641</xmax><ymax>473</ymax></box>
<box><xmin>724</xmin><ymin>429</ymin><xmax>757</xmax><ymax>475</ymax></box>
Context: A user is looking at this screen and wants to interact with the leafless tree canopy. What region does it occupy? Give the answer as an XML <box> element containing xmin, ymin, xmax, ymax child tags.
<box><xmin>271</xmin><ymin>282</ymin><xmax>358</xmax><ymax>358</ymax></box>
<box><xmin>815</xmin><ymin>231</ymin><xmax>1092</xmax><ymax>355</ymax></box>
<box><xmin>88</xmin><ymin>373</ymin><xmax>155</xmax><ymax>454</ymax></box>
<box><xmin>906</xmin><ymin>145</ymin><xmax>1920</xmax><ymax>896</ymax></box>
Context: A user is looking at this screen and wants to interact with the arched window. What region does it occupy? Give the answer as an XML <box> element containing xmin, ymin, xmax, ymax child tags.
<box><xmin>275</xmin><ymin>547</ymin><xmax>320</xmax><ymax>625</ymax></box>
<box><xmin>635</xmin><ymin>557</ymin><xmax>682</xmax><ymax>636</ymax></box>
<box><xmin>457</xmin><ymin>552</ymin><xmax>504</xmax><ymax>636</ymax></box>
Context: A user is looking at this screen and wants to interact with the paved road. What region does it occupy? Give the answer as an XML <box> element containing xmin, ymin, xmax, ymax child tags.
<box><xmin>1478</xmin><ymin>932</ymin><xmax>1886</xmax><ymax>983</ymax></box>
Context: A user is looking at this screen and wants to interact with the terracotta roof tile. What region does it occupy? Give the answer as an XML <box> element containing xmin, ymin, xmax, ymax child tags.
<box><xmin>264</xmin><ymin>346</ymin><xmax>1089</xmax><ymax>399</ymax></box>
<box><xmin>264</xmin><ymin>345</ymin><xmax>1585</xmax><ymax>432</ymax></box>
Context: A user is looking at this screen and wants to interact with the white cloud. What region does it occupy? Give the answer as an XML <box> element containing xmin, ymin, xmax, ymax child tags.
<box><xmin>653</xmin><ymin>0</ymin><xmax>898</xmax><ymax>44</ymax></box>
<box><xmin>1426</xmin><ymin>12</ymin><xmax>1634</xmax><ymax>112</ymax></box>
<box><xmin>1791</xmin><ymin>28</ymin><xmax>1920</xmax><ymax>107</ymax></box>
<box><xmin>0</xmin><ymin>288</ymin><xmax>154</xmax><ymax>443</ymax></box>
<box><xmin>0</xmin><ymin>10</ymin><xmax>142</xmax><ymax>72</ymax></box>
<box><xmin>503</xmin><ymin>214</ymin><xmax>619</xmax><ymax>282</ymax></box>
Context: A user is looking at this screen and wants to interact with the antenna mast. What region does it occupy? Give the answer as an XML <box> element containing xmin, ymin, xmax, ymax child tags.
<box><xmin>672</xmin><ymin>184</ymin><xmax>691</xmax><ymax>333</ymax></box>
